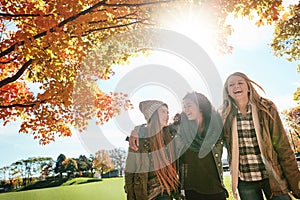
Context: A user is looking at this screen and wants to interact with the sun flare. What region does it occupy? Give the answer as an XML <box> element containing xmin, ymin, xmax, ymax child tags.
<box><xmin>154</xmin><ymin>2</ymin><xmax>219</xmax><ymax>54</ymax></box>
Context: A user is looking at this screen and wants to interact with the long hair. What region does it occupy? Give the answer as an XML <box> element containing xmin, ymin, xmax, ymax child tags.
<box><xmin>148</xmin><ymin>107</ymin><xmax>179</xmax><ymax>195</ymax></box>
<box><xmin>183</xmin><ymin>91</ymin><xmax>212</xmax><ymax>131</ymax></box>
<box><xmin>222</xmin><ymin>72</ymin><xmax>273</xmax><ymax>125</ymax></box>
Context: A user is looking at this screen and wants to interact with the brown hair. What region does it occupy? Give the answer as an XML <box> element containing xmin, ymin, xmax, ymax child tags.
<box><xmin>183</xmin><ymin>91</ymin><xmax>212</xmax><ymax>130</ymax></box>
<box><xmin>148</xmin><ymin>106</ymin><xmax>179</xmax><ymax>195</ymax></box>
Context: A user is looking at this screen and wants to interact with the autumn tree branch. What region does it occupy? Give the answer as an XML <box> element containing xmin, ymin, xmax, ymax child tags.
<box><xmin>0</xmin><ymin>99</ymin><xmax>48</xmax><ymax>108</ymax></box>
<box><xmin>0</xmin><ymin>0</ymin><xmax>108</xmax><ymax>58</ymax></box>
<box><xmin>0</xmin><ymin>57</ymin><xmax>17</xmax><ymax>64</ymax></box>
<box><xmin>0</xmin><ymin>13</ymin><xmax>54</xmax><ymax>17</ymax></box>
<box><xmin>0</xmin><ymin>59</ymin><xmax>33</xmax><ymax>88</ymax></box>
<box><xmin>82</xmin><ymin>19</ymin><xmax>151</xmax><ymax>36</ymax></box>
<box><xmin>0</xmin><ymin>102</ymin><xmax>37</xmax><ymax>109</ymax></box>
<box><xmin>0</xmin><ymin>0</ymin><xmax>171</xmax><ymax>59</ymax></box>
<box><xmin>104</xmin><ymin>0</ymin><xmax>173</xmax><ymax>7</ymax></box>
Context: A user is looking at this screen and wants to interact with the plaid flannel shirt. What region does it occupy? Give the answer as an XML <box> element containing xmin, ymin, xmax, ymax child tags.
<box><xmin>237</xmin><ymin>104</ymin><xmax>268</xmax><ymax>181</ymax></box>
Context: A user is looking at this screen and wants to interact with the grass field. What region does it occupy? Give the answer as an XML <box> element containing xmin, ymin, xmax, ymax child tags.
<box><xmin>0</xmin><ymin>175</ymin><xmax>270</xmax><ymax>200</ymax></box>
<box><xmin>0</xmin><ymin>177</ymin><xmax>126</xmax><ymax>200</ymax></box>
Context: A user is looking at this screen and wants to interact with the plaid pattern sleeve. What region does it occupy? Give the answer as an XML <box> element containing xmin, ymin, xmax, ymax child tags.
<box><xmin>237</xmin><ymin>106</ymin><xmax>268</xmax><ymax>181</ymax></box>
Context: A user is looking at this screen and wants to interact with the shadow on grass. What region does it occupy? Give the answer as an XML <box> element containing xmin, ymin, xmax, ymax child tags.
<box><xmin>77</xmin><ymin>179</ymin><xmax>102</xmax><ymax>184</ymax></box>
<box><xmin>19</xmin><ymin>177</ymin><xmax>69</xmax><ymax>191</ymax></box>
<box><xmin>18</xmin><ymin>177</ymin><xmax>103</xmax><ymax>191</ymax></box>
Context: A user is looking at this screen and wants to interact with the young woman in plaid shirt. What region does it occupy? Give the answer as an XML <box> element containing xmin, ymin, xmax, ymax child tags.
<box><xmin>222</xmin><ymin>72</ymin><xmax>300</xmax><ymax>200</ymax></box>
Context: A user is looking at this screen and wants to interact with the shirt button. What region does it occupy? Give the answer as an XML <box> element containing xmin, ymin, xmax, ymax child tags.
<box><xmin>215</xmin><ymin>154</ymin><xmax>219</xmax><ymax>157</ymax></box>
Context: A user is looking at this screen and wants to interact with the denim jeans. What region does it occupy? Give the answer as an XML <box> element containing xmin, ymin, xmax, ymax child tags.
<box><xmin>238</xmin><ymin>178</ymin><xmax>291</xmax><ymax>200</ymax></box>
<box><xmin>271</xmin><ymin>194</ymin><xmax>292</xmax><ymax>200</ymax></box>
<box><xmin>153</xmin><ymin>191</ymin><xmax>173</xmax><ymax>200</ymax></box>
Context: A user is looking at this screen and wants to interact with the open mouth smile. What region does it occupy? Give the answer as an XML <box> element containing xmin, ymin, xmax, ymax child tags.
<box><xmin>233</xmin><ymin>90</ymin><xmax>242</xmax><ymax>94</ymax></box>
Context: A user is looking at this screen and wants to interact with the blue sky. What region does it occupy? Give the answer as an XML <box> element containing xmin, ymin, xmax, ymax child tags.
<box><xmin>0</xmin><ymin>1</ymin><xmax>299</xmax><ymax>168</ymax></box>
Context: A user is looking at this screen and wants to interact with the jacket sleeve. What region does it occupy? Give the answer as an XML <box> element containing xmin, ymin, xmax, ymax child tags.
<box><xmin>269</xmin><ymin>105</ymin><xmax>300</xmax><ymax>198</ymax></box>
<box><xmin>124</xmin><ymin>138</ymin><xmax>149</xmax><ymax>200</ymax></box>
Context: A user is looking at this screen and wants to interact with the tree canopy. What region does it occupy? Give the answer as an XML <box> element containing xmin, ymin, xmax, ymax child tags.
<box><xmin>270</xmin><ymin>2</ymin><xmax>300</xmax><ymax>146</ymax></box>
<box><xmin>0</xmin><ymin>0</ymin><xmax>162</xmax><ymax>144</ymax></box>
<box><xmin>0</xmin><ymin>0</ymin><xmax>298</xmax><ymax>144</ymax></box>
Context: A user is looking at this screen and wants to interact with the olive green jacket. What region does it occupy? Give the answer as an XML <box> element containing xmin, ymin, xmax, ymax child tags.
<box><xmin>124</xmin><ymin>126</ymin><xmax>174</xmax><ymax>200</ymax></box>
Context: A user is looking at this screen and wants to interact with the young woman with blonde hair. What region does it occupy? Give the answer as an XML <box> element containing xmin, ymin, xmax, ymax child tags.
<box><xmin>222</xmin><ymin>72</ymin><xmax>300</xmax><ymax>200</ymax></box>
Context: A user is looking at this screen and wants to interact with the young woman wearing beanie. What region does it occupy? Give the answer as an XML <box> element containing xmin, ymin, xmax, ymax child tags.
<box><xmin>124</xmin><ymin>100</ymin><xmax>179</xmax><ymax>200</ymax></box>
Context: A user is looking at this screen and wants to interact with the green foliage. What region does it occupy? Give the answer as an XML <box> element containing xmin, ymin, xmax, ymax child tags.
<box><xmin>271</xmin><ymin>2</ymin><xmax>300</xmax><ymax>62</ymax></box>
<box><xmin>63</xmin><ymin>158</ymin><xmax>78</xmax><ymax>177</ymax></box>
<box><xmin>76</xmin><ymin>155</ymin><xmax>92</xmax><ymax>172</ymax></box>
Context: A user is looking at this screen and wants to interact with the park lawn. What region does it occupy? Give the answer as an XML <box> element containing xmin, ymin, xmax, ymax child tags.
<box><xmin>0</xmin><ymin>176</ymin><xmax>234</xmax><ymax>200</ymax></box>
<box><xmin>224</xmin><ymin>175</ymin><xmax>234</xmax><ymax>200</ymax></box>
<box><xmin>3</xmin><ymin>175</ymin><xmax>293</xmax><ymax>200</ymax></box>
<box><xmin>0</xmin><ymin>177</ymin><xmax>126</xmax><ymax>200</ymax></box>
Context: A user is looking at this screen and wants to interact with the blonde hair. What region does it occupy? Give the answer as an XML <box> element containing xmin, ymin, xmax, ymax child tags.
<box><xmin>222</xmin><ymin>72</ymin><xmax>273</xmax><ymax>123</ymax></box>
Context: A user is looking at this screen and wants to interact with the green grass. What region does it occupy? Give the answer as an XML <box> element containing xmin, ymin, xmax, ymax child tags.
<box><xmin>224</xmin><ymin>175</ymin><xmax>234</xmax><ymax>200</ymax></box>
<box><xmin>1</xmin><ymin>175</ymin><xmax>294</xmax><ymax>200</ymax></box>
<box><xmin>0</xmin><ymin>176</ymin><xmax>233</xmax><ymax>200</ymax></box>
<box><xmin>0</xmin><ymin>177</ymin><xmax>126</xmax><ymax>200</ymax></box>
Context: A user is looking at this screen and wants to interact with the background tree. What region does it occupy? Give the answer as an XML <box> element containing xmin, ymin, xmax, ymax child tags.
<box><xmin>108</xmin><ymin>148</ymin><xmax>126</xmax><ymax>176</ymax></box>
<box><xmin>37</xmin><ymin>157</ymin><xmax>55</xmax><ymax>178</ymax></box>
<box><xmin>76</xmin><ymin>155</ymin><xmax>92</xmax><ymax>176</ymax></box>
<box><xmin>9</xmin><ymin>157</ymin><xmax>54</xmax><ymax>185</ymax></box>
<box><xmin>62</xmin><ymin>158</ymin><xmax>78</xmax><ymax>178</ymax></box>
<box><xmin>283</xmin><ymin>107</ymin><xmax>300</xmax><ymax>152</ymax></box>
<box><xmin>54</xmin><ymin>154</ymin><xmax>66</xmax><ymax>178</ymax></box>
<box><xmin>41</xmin><ymin>163</ymin><xmax>53</xmax><ymax>179</ymax></box>
<box><xmin>271</xmin><ymin>2</ymin><xmax>300</xmax><ymax>64</ymax></box>
<box><xmin>270</xmin><ymin>2</ymin><xmax>300</xmax><ymax>150</ymax></box>
<box><xmin>10</xmin><ymin>161</ymin><xmax>24</xmax><ymax>182</ymax></box>
<box><xmin>93</xmin><ymin>149</ymin><xmax>114</xmax><ymax>176</ymax></box>
<box><xmin>0</xmin><ymin>166</ymin><xmax>10</xmax><ymax>181</ymax></box>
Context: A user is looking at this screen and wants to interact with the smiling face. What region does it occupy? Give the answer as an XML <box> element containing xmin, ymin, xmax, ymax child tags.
<box><xmin>157</xmin><ymin>105</ymin><xmax>169</xmax><ymax>127</ymax></box>
<box><xmin>183</xmin><ymin>98</ymin><xmax>203</xmax><ymax>125</ymax></box>
<box><xmin>227</xmin><ymin>75</ymin><xmax>249</xmax><ymax>103</ymax></box>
